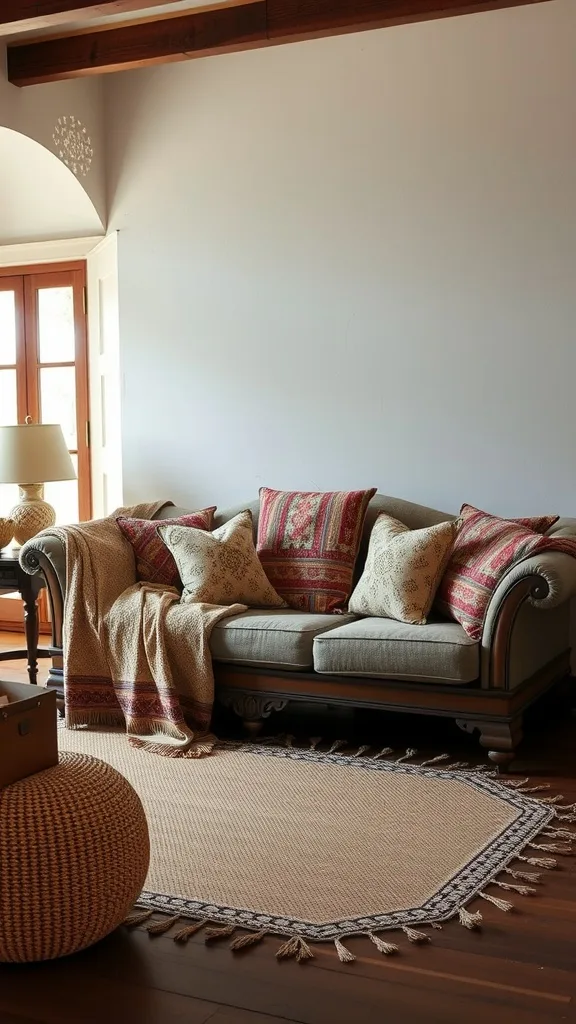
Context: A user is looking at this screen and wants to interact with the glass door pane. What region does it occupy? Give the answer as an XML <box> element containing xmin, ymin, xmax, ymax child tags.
<box><xmin>37</xmin><ymin>287</ymin><xmax>75</xmax><ymax>363</ymax></box>
<box><xmin>40</xmin><ymin>366</ymin><xmax>77</xmax><ymax>449</ymax></box>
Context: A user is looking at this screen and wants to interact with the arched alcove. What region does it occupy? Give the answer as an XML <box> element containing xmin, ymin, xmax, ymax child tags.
<box><xmin>0</xmin><ymin>127</ymin><xmax>104</xmax><ymax>245</ymax></box>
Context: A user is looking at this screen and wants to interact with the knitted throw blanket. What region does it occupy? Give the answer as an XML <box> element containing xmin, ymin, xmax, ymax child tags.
<box><xmin>44</xmin><ymin>503</ymin><xmax>245</xmax><ymax>757</ymax></box>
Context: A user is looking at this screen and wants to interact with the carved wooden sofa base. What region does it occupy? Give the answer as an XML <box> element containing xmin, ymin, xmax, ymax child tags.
<box><xmin>215</xmin><ymin>652</ymin><xmax>571</xmax><ymax>769</ymax></box>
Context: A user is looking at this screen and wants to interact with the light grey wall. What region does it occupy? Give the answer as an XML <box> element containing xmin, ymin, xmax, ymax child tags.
<box><xmin>106</xmin><ymin>0</ymin><xmax>576</xmax><ymax>518</ymax></box>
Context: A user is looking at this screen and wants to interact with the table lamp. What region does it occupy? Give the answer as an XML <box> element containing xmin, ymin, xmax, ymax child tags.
<box><xmin>0</xmin><ymin>421</ymin><xmax>77</xmax><ymax>545</ymax></box>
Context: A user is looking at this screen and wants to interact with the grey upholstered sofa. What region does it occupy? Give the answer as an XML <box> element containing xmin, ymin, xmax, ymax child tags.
<box><xmin>21</xmin><ymin>494</ymin><xmax>576</xmax><ymax>768</ymax></box>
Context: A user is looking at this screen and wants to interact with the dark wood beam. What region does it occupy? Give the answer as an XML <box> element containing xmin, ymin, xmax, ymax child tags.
<box><xmin>7</xmin><ymin>0</ymin><xmax>552</xmax><ymax>86</ymax></box>
<box><xmin>0</xmin><ymin>1</ymin><xmax>190</xmax><ymax>32</ymax></box>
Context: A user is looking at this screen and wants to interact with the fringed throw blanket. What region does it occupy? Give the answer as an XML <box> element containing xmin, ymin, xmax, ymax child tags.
<box><xmin>42</xmin><ymin>503</ymin><xmax>245</xmax><ymax>756</ymax></box>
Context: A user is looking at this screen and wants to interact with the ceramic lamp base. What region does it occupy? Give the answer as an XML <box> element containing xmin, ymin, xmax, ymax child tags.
<box><xmin>10</xmin><ymin>484</ymin><xmax>56</xmax><ymax>545</ymax></box>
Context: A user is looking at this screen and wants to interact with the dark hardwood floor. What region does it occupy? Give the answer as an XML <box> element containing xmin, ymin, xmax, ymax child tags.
<box><xmin>1</xmin><ymin>633</ymin><xmax>576</xmax><ymax>1024</ymax></box>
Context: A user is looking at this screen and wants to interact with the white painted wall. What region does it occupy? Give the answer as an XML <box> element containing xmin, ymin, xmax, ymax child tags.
<box><xmin>106</xmin><ymin>0</ymin><xmax>576</xmax><ymax>517</ymax></box>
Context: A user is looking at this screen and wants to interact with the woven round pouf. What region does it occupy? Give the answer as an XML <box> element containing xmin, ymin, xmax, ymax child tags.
<box><xmin>0</xmin><ymin>752</ymin><xmax>150</xmax><ymax>962</ymax></box>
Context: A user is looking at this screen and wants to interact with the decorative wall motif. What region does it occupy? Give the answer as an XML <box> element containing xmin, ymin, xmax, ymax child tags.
<box><xmin>52</xmin><ymin>115</ymin><xmax>93</xmax><ymax>177</ymax></box>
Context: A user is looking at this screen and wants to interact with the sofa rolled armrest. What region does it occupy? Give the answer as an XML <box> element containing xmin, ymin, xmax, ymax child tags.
<box><xmin>482</xmin><ymin>550</ymin><xmax>576</xmax><ymax>689</ymax></box>
<box><xmin>20</xmin><ymin>534</ymin><xmax>67</xmax><ymax>651</ymax></box>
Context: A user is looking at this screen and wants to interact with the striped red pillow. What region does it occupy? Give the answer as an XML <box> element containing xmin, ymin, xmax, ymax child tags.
<box><xmin>435</xmin><ymin>504</ymin><xmax>559</xmax><ymax>640</ymax></box>
<box><xmin>117</xmin><ymin>508</ymin><xmax>216</xmax><ymax>588</ymax></box>
<box><xmin>257</xmin><ymin>487</ymin><xmax>376</xmax><ymax>613</ymax></box>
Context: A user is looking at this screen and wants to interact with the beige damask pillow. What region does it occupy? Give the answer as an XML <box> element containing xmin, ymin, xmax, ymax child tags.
<box><xmin>157</xmin><ymin>511</ymin><xmax>285</xmax><ymax>608</ymax></box>
<box><xmin>348</xmin><ymin>514</ymin><xmax>457</xmax><ymax>625</ymax></box>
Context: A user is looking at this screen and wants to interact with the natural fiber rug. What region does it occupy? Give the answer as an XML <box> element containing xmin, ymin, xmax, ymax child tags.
<box><xmin>57</xmin><ymin>728</ymin><xmax>576</xmax><ymax>962</ymax></box>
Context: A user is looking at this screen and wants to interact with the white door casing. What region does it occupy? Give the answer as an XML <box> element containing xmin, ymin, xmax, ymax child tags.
<box><xmin>87</xmin><ymin>232</ymin><xmax>123</xmax><ymax>517</ymax></box>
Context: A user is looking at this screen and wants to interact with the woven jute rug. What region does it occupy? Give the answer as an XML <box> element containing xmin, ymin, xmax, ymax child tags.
<box><xmin>57</xmin><ymin>728</ymin><xmax>576</xmax><ymax>963</ymax></box>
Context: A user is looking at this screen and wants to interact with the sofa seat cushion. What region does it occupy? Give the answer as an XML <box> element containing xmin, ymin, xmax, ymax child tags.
<box><xmin>211</xmin><ymin>610</ymin><xmax>357</xmax><ymax>671</ymax></box>
<box><xmin>313</xmin><ymin>617</ymin><xmax>479</xmax><ymax>684</ymax></box>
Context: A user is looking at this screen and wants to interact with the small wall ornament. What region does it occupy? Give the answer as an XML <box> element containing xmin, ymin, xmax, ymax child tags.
<box><xmin>52</xmin><ymin>115</ymin><xmax>93</xmax><ymax>177</ymax></box>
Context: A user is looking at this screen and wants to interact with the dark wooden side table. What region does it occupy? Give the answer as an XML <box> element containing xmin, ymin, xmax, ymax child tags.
<box><xmin>0</xmin><ymin>552</ymin><xmax>52</xmax><ymax>686</ymax></box>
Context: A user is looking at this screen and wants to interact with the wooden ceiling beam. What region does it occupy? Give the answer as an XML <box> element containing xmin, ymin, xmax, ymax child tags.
<box><xmin>7</xmin><ymin>0</ymin><xmax>552</xmax><ymax>86</ymax></box>
<box><xmin>0</xmin><ymin>1</ymin><xmax>199</xmax><ymax>32</ymax></box>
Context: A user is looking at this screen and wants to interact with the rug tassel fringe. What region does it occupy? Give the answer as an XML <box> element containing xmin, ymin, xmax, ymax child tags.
<box><xmin>479</xmin><ymin>892</ymin><xmax>514</xmax><ymax>911</ymax></box>
<box><xmin>458</xmin><ymin>907</ymin><xmax>483</xmax><ymax>930</ymax></box>
<box><xmin>146</xmin><ymin>914</ymin><xmax>180</xmax><ymax>936</ymax></box>
<box><xmin>283</xmin><ymin>734</ymin><xmax>295</xmax><ymax>748</ymax></box>
<box><xmin>431</xmin><ymin>922</ymin><xmax>443</xmax><ymax>930</ymax></box>
<box><xmin>368</xmin><ymin>932</ymin><xmax>399</xmax><ymax>955</ymax></box>
<box><xmin>533</xmin><ymin>794</ymin><xmax>565</xmax><ymax>805</ymax></box>
<box><xmin>529</xmin><ymin>842</ymin><xmax>573</xmax><ymax>855</ymax></box>
<box><xmin>123</xmin><ymin>909</ymin><xmax>154</xmax><ymax>928</ymax></box>
<box><xmin>518</xmin><ymin>855</ymin><xmax>557</xmax><ymax>869</ymax></box>
<box><xmin>326</xmin><ymin>739</ymin><xmax>347</xmax><ymax>755</ymax></box>
<box><xmin>443</xmin><ymin>761</ymin><xmax>469</xmax><ymax>770</ymax></box>
<box><xmin>494</xmin><ymin>881</ymin><xmax>537</xmax><ymax>896</ymax></box>
<box><xmin>373</xmin><ymin>747</ymin><xmax>394</xmax><ymax>759</ymax></box>
<box><xmin>309</xmin><ymin>737</ymin><xmax>322</xmax><ymax>750</ymax></box>
<box><xmin>402</xmin><ymin>926</ymin><xmax>430</xmax><ymax>944</ymax></box>
<box><xmin>334</xmin><ymin>938</ymin><xmax>356</xmax><ymax>962</ymax></box>
<box><xmin>516</xmin><ymin>785</ymin><xmax>551</xmax><ymax>793</ymax></box>
<box><xmin>419</xmin><ymin>754</ymin><xmax>450</xmax><ymax>767</ymax></box>
<box><xmin>396</xmin><ymin>748</ymin><xmax>418</xmax><ymax>763</ymax></box>
<box><xmin>499</xmin><ymin>778</ymin><xmax>530</xmax><ymax>789</ymax></box>
<box><xmin>544</xmin><ymin>829</ymin><xmax>576</xmax><ymax>840</ymax></box>
<box><xmin>204</xmin><ymin>924</ymin><xmax>236</xmax><ymax>943</ymax></box>
<box><xmin>173</xmin><ymin>920</ymin><xmax>207</xmax><ymax>943</ymax></box>
<box><xmin>353</xmin><ymin>744</ymin><xmax>371</xmax><ymax>757</ymax></box>
<box><xmin>276</xmin><ymin>936</ymin><xmax>314</xmax><ymax>962</ymax></box>
<box><xmin>504</xmin><ymin>869</ymin><xmax>542</xmax><ymax>883</ymax></box>
<box><xmin>230</xmin><ymin>929</ymin><xmax>268</xmax><ymax>952</ymax></box>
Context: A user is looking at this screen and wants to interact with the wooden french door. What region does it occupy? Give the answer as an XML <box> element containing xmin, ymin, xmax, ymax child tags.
<box><xmin>0</xmin><ymin>262</ymin><xmax>91</xmax><ymax>630</ymax></box>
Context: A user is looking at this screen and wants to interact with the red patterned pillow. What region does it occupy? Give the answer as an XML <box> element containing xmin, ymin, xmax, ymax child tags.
<box><xmin>256</xmin><ymin>487</ymin><xmax>376</xmax><ymax>613</ymax></box>
<box><xmin>436</xmin><ymin>504</ymin><xmax>559</xmax><ymax>640</ymax></box>
<box><xmin>117</xmin><ymin>507</ymin><xmax>216</xmax><ymax>587</ymax></box>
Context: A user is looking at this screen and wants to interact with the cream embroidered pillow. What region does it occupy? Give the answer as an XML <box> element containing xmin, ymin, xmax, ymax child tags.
<box><xmin>157</xmin><ymin>511</ymin><xmax>285</xmax><ymax>608</ymax></box>
<box><xmin>349</xmin><ymin>514</ymin><xmax>457</xmax><ymax>624</ymax></box>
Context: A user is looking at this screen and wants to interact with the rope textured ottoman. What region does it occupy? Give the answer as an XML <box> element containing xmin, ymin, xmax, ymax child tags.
<box><xmin>0</xmin><ymin>751</ymin><xmax>149</xmax><ymax>962</ymax></box>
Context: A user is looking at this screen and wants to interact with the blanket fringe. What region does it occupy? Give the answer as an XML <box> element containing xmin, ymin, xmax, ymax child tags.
<box><xmin>373</xmin><ymin>747</ymin><xmax>394</xmax><ymax>759</ymax></box>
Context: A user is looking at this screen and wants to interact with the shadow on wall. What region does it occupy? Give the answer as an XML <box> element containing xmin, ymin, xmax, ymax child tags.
<box><xmin>0</xmin><ymin>127</ymin><xmax>104</xmax><ymax>245</ymax></box>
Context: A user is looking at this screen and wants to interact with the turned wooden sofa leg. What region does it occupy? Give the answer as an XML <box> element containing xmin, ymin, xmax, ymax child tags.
<box><xmin>218</xmin><ymin>691</ymin><xmax>289</xmax><ymax>738</ymax></box>
<box><xmin>456</xmin><ymin>716</ymin><xmax>523</xmax><ymax>772</ymax></box>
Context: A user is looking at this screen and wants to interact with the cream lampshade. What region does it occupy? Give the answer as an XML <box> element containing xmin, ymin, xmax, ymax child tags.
<box><xmin>0</xmin><ymin>422</ymin><xmax>77</xmax><ymax>545</ymax></box>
